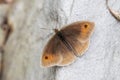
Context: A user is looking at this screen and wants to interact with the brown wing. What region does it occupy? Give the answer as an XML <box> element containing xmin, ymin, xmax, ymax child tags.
<box><xmin>61</xmin><ymin>21</ymin><xmax>94</xmax><ymax>42</ymax></box>
<box><xmin>41</xmin><ymin>34</ymin><xmax>76</xmax><ymax>67</ymax></box>
<box><xmin>60</xmin><ymin>21</ymin><xmax>94</xmax><ymax>56</ymax></box>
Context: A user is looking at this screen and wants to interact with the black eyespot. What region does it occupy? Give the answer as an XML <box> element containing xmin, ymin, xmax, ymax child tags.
<box><xmin>45</xmin><ymin>56</ymin><xmax>48</xmax><ymax>59</ymax></box>
<box><xmin>84</xmin><ymin>24</ymin><xmax>88</xmax><ymax>28</ymax></box>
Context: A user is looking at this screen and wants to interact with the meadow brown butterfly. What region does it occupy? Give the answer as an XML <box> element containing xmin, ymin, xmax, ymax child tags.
<box><xmin>41</xmin><ymin>21</ymin><xmax>94</xmax><ymax>67</ymax></box>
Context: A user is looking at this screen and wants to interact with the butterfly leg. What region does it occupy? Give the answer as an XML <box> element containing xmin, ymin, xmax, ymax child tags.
<box><xmin>40</xmin><ymin>32</ymin><xmax>54</xmax><ymax>41</ymax></box>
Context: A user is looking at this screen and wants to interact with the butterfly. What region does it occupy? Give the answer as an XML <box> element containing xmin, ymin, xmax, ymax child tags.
<box><xmin>41</xmin><ymin>21</ymin><xmax>95</xmax><ymax>67</ymax></box>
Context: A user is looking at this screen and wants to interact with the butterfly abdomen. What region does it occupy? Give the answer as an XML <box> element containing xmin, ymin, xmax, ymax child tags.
<box><xmin>56</xmin><ymin>31</ymin><xmax>78</xmax><ymax>56</ymax></box>
<box><xmin>57</xmin><ymin>31</ymin><xmax>65</xmax><ymax>42</ymax></box>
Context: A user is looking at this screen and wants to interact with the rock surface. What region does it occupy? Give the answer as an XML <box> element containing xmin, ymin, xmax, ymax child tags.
<box><xmin>0</xmin><ymin>0</ymin><xmax>120</xmax><ymax>80</ymax></box>
<box><xmin>56</xmin><ymin>0</ymin><xmax>120</xmax><ymax>80</ymax></box>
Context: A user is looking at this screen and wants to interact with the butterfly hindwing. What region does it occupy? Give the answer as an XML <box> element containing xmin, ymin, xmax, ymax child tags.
<box><xmin>62</xmin><ymin>35</ymin><xmax>89</xmax><ymax>56</ymax></box>
<box><xmin>57</xmin><ymin>38</ymin><xmax>76</xmax><ymax>66</ymax></box>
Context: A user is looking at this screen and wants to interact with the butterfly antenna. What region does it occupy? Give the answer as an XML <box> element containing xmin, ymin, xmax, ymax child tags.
<box><xmin>39</xmin><ymin>28</ymin><xmax>54</xmax><ymax>30</ymax></box>
<box><xmin>106</xmin><ymin>0</ymin><xmax>110</xmax><ymax>10</ymax></box>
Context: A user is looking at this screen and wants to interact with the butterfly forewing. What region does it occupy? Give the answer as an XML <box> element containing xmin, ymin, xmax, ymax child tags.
<box><xmin>41</xmin><ymin>35</ymin><xmax>62</xmax><ymax>67</ymax></box>
<box><xmin>61</xmin><ymin>21</ymin><xmax>94</xmax><ymax>42</ymax></box>
<box><xmin>60</xmin><ymin>21</ymin><xmax>94</xmax><ymax>56</ymax></box>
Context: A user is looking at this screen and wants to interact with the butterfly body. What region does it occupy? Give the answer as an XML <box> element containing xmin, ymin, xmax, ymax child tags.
<box><xmin>41</xmin><ymin>21</ymin><xmax>94</xmax><ymax>67</ymax></box>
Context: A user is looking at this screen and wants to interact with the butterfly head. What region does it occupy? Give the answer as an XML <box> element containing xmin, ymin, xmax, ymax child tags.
<box><xmin>54</xmin><ymin>29</ymin><xmax>59</xmax><ymax>33</ymax></box>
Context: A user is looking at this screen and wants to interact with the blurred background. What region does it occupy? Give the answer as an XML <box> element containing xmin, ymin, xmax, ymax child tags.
<box><xmin>0</xmin><ymin>0</ymin><xmax>120</xmax><ymax>80</ymax></box>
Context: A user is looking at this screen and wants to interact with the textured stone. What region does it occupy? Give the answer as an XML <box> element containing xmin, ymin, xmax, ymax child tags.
<box><xmin>56</xmin><ymin>0</ymin><xmax>120</xmax><ymax>80</ymax></box>
<box><xmin>0</xmin><ymin>0</ymin><xmax>120</xmax><ymax>80</ymax></box>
